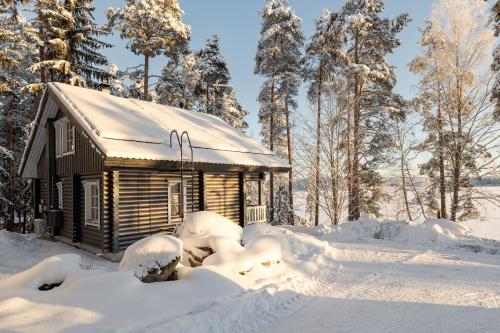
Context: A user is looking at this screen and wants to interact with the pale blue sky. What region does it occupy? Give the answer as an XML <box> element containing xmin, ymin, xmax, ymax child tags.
<box><xmin>92</xmin><ymin>1</ymin><xmax>486</xmax><ymax>140</ymax></box>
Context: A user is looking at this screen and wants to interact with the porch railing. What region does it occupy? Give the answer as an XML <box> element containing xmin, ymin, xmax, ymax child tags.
<box><xmin>246</xmin><ymin>205</ymin><xmax>267</xmax><ymax>224</ymax></box>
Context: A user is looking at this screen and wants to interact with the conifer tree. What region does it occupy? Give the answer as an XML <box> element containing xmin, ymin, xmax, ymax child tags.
<box><xmin>219</xmin><ymin>88</ymin><xmax>248</xmax><ymax>131</ymax></box>
<box><xmin>255</xmin><ymin>0</ymin><xmax>303</xmax><ymax>224</ymax></box>
<box><xmin>194</xmin><ymin>35</ymin><xmax>230</xmax><ymax>114</ymax></box>
<box><xmin>156</xmin><ymin>52</ymin><xmax>200</xmax><ymax>109</ymax></box>
<box><xmin>327</xmin><ymin>0</ymin><xmax>409</xmax><ymax>220</ymax></box>
<box><xmin>107</xmin><ymin>0</ymin><xmax>190</xmax><ymax>101</ymax></box>
<box><xmin>65</xmin><ymin>0</ymin><xmax>112</xmax><ymax>89</ymax></box>
<box><xmin>0</xmin><ymin>0</ymin><xmax>38</xmax><ymax>226</ymax></box>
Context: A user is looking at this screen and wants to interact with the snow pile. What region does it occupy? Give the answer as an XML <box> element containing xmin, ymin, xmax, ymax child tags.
<box><xmin>203</xmin><ymin>235</ymin><xmax>283</xmax><ymax>274</ymax></box>
<box><xmin>177</xmin><ymin>211</ymin><xmax>243</xmax><ymax>265</ymax></box>
<box><xmin>177</xmin><ymin>211</ymin><xmax>283</xmax><ymax>274</ymax></box>
<box><xmin>325</xmin><ymin>215</ymin><xmax>471</xmax><ymax>247</ymax></box>
<box><xmin>119</xmin><ymin>234</ymin><xmax>182</xmax><ymax>281</ymax></box>
<box><xmin>0</xmin><ymin>254</ymin><xmax>82</xmax><ymax>291</ymax></box>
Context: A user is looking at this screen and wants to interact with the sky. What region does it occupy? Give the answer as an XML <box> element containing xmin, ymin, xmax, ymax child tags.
<box><xmin>93</xmin><ymin>0</ymin><xmax>491</xmax><ymax>140</ymax></box>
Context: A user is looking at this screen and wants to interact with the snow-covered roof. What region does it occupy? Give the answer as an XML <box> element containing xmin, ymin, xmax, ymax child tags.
<box><xmin>20</xmin><ymin>83</ymin><xmax>289</xmax><ymax>178</ymax></box>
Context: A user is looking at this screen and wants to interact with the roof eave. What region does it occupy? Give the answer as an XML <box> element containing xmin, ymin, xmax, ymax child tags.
<box><xmin>103</xmin><ymin>157</ymin><xmax>290</xmax><ymax>173</ymax></box>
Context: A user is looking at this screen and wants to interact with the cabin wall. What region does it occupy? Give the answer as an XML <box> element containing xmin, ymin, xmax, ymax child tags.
<box><xmin>77</xmin><ymin>173</ymin><xmax>105</xmax><ymax>249</ymax></box>
<box><xmin>55</xmin><ymin>126</ymin><xmax>105</xmax><ymax>176</ymax></box>
<box><xmin>59</xmin><ymin>175</ymin><xmax>75</xmax><ymax>241</ymax></box>
<box><xmin>204</xmin><ymin>172</ymin><xmax>241</xmax><ymax>224</ymax></box>
<box><xmin>113</xmin><ymin>170</ymin><xmax>200</xmax><ymax>251</ymax></box>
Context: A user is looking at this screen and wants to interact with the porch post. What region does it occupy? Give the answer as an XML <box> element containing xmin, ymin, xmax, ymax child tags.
<box><xmin>258</xmin><ymin>172</ymin><xmax>264</xmax><ymax>206</ymax></box>
<box><xmin>33</xmin><ymin>178</ymin><xmax>41</xmax><ymax>219</ymax></box>
<box><xmin>239</xmin><ymin>172</ymin><xmax>246</xmax><ymax>227</ymax></box>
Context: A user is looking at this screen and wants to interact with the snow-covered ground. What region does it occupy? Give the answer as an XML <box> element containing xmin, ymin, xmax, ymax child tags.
<box><xmin>0</xmin><ymin>215</ymin><xmax>499</xmax><ymax>333</ymax></box>
<box><xmin>295</xmin><ymin>186</ymin><xmax>500</xmax><ymax>241</ymax></box>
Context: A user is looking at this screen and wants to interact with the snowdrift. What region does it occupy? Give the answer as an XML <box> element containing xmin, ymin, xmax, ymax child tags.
<box><xmin>320</xmin><ymin>215</ymin><xmax>471</xmax><ymax>247</ymax></box>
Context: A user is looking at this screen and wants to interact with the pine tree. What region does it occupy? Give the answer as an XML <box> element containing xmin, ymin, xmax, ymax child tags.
<box><xmin>255</xmin><ymin>0</ymin><xmax>303</xmax><ymax>224</ymax></box>
<box><xmin>0</xmin><ymin>0</ymin><xmax>38</xmax><ymax>227</ymax></box>
<box><xmin>156</xmin><ymin>52</ymin><xmax>200</xmax><ymax>109</ymax></box>
<box><xmin>219</xmin><ymin>88</ymin><xmax>248</xmax><ymax>131</ymax></box>
<box><xmin>194</xmin><ymin>35</ymin><xmax>230</xmax><ymax>114</ymax></box>
<box><xmin>107</xmin><ymin>0</ymin><xmax>190</xmax><ymax>101</ymax></box>
<box><xmin>65</xmin><ymin>0</ymin><xmax>112</xmax><ymax>89</ymax></box>
<box><xmin>327</xmin><ymin>0</ymin><xmax>409</xmax><ymax>220</ymax></box>
<box><xmin>29</xmin><ymin>0</ymin><xmax>79</xmax><ymax>89</ymax></box>
<box><xmin>304</xmin><ymin>8</ymin><xmax>341</xmax><ymax>226</ymax></box>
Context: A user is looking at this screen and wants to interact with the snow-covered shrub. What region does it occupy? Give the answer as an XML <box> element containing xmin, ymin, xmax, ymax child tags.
<box><xmin>119</xmin><ymin>234</ymin><xmax>182</xmax><ymax>283</ymax></box>
<box><xmin>177</xmin><ymin>211</ymin><xmax>243</xmax><ymax>266</ymax></box>
<box><xmin>329</xmin><ymin>216</ymin><xmax>472</xmax><ymax>248</ymax></box>
<box><xmin>0</xmin><ymin>254</ymin><xmax>82</xmax><ymax>291</ymax></box>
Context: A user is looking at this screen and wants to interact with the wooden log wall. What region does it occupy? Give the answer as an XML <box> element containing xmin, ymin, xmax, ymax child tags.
<box><xmin>114</xmin><ymin>170</ymin><xmax>200</xmax><ymax>251</ymax></box>
<box><xmin>204</xmin><ymin>172</ymin><xmax>241</xmax><ymax>224</ymax></box>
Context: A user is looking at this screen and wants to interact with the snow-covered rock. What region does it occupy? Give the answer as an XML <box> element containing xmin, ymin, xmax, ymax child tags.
<box><xmin>177</xmin><ymin>211</ymin><xmax>243</xmax><ymax>266</ymax></box>
<box><xmin>119</xmin><ymin>234</ymin><xmax>182</xmax><ymax>282</ymax></box>
<box><xmin>0</xmin><ymin>254</ymin><xmax>82</xmax><ymax>291</ymax></box>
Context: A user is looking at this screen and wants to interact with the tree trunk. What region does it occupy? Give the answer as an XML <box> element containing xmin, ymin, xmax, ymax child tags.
<box><xmin>351</xmin><ymin>30</ymin><xmax>362</xmax><ymax>221</ymax></box>
<box><xmin>206</xmin><ymin>83</ymin><xmax>210</xmax><ymax>114</ymax></box>
<box><xmin>437</xmin><ymin>89</ymin><xmax>446</xmax><ymax>219</ymax></box>
<box><xmin>269</xmin><ymin>80</ymin><xmax>276</xmax><ymax>224</ymax></box>
<box><xmin>144</xmin><ymin>53</ymin><xmax>149</xmax><ymax>101</ymax></box>
<box><xmin>406</xmin><ymin>163</ymin><xmax>427</xmax><ymax>220</ymax></box>
<box><xmin>450</xmin><ymin>68</ymin><xmax>463</xmax><ymax>222</ymax></box>
<box><xmin>401</xmin><ymin>156</ymin><xmax>413</xmax><ymax>221</ymax></box>
<box><xmin>285</xmin><ymin>94</ymin><xmax>294</xmax><ymax>225</ymax></box>
<box><xmin>6</xmin><ymin>98</ymin><xmax>14</xmax><ymax>229</ymax></box>
<box><xmin>314</xmin><ymin>60</ymin><xmax>323</xmax><ymax>226</ymax></box>
<box><xmin>37</xmin><ymin>4</ymin><xmax>46</xmax><ymax>84</ymax></box>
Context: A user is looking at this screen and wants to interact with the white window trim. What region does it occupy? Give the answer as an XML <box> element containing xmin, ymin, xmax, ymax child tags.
<box><xmin>167</xmin><ymin>179</ymin><xmax>187</xmax><ymax>222</ymax></box>
<box><xmin>54</xmin><ymin>117</ymin><xmax>75</xmax><ymax>158</ymax></box>
<box><xmin>56</xmin><ymin>181</ymin><xmax>63</xmax><ymax>210</ymax></box>
<box><xmin>83</xmin><ymin>180</ymin><xmax>100</xmax><ymax>228</ymax></box>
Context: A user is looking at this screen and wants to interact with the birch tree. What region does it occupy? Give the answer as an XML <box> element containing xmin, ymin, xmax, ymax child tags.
<box><xmin>426</xmin><ymin>0</ymin><xmax>497</xmax><ymax>221</ymax></box>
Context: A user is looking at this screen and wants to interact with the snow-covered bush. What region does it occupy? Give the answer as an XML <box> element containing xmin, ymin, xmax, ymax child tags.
<box><xmin>329</xmin><ymin>215</ymin><xmax>471</xmax><ymax>247</ymax></box>
<box><xmin>119</xmin><ymin>234</ymin><xmax>183</xmax><ymax>283</ymax></box>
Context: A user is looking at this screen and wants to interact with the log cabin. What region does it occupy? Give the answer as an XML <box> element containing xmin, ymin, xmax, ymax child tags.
<box><xmin>19</xmin><ymin>83</ymin><xmax>289</xmax><ymax>260</ymax></box>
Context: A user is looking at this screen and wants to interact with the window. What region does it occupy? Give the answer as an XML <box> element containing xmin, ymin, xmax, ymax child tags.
<box><xmin>54</xmin><ymin>117</ymin><xmax>75</xmax><ymax>157</ymax></box>
<box><xmin>56</xmin><ymin>181</ymin><xmax>63</xmax><ymax>210</ymax></box>
<box><xmin>168</xmin><ymin>180</ymin><xmax>188</xmax><ymax>220</ymax></box>
<box><xmin>84</xmin><ymin>180</ymin><xmax>100</xmax><ymax>227</ymax></box>
<box><xmin>169</xmin><ymin>180</ymin><xmax>182</xmax><ymax>220</ymax></box>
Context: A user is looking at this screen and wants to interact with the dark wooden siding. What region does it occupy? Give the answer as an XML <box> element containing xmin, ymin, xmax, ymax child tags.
<box><xmin>102</xmin><ymin>171</ymin><xmax>113</xmax><ymax>251</ymax></box>
<box><xmin>56</xmin><ymin>129</ymin><xmax>104</xmax><ymax>176</ymax></box>
<box><xmin>78</xmin><ymin>173</ymin><xmax>104</xmax><ymax>249</ymax></box>
<box><xmin>37</xmin><ymin>147</ymin><xmax>48</xmax><ymax>207</ymax></box>
<box><xmin>205</xmin><ymin>172</ymin><xmax>241</xmax><ymax>224</ymax></box>
<box><xmin>59</xmin><ymin>175</ymin><xmax>74</xmax><ymax>240</ymax></box>
<box><xmin>114</xmin><ymin>170</ymin><xmax>200</xmax><ymax>251</ymax></box>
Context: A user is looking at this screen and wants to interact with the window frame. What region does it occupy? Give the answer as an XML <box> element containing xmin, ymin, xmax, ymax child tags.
<box><xmin>168</xmin><ymin>179</ymin><xmax>187</xmax><ymax>221</ymax></box>
<box><xmin>56</xmin><ymin>181</ymin><xmax>63</xmax><ymax>210</ymax></box>
<box><xmin>54</xmin><ymin>117</ymin><xmax>75</xmax><ymax>158</ymax></box>
<box><xmin>83</xmin><ymin>180</ymin><xmax>100</xmax><ymax>228</ymax></box>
